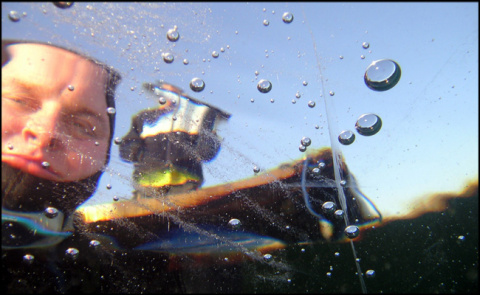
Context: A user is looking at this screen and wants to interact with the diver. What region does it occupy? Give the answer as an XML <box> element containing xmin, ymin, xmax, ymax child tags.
<box><xmin>119</xmin><ymin>81</ymin><xmax>231</xmax><ymax>200</ymax></box>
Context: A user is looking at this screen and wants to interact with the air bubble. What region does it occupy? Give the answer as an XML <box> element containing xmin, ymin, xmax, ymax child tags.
<box><xmin>364</xmin><ymin>59</ymin><xmax>401</xmax><ymax>91</ymax></box>
<box><xmin>344</xmin><ymin>225</ymin><xmax>360</xmax><ymax>239</ymax></box>
<box><xmin>41</xmin><ymin>161</ymin><xmax>50</xmax><ymax>169</ymax></box>
<box><xmin>44</xmin><ymin>207</ymin><xmax>59</xmax><ymax>218</ymax></box>
<box><xmin>365</xmin><ymin>269</ymin><xmax>376</xmax><ymax>278</ymax></box>
<box><xmin>106</xmin><ymin>107</ymin><xmax>116</xmax><ymax>115</ymax></box>
<box><xmin>166</xmin><ymin>28</ymin><xmax>180</xmax><ymax>42</ymax></box>
<box><xmin>263</xmin><ymin>253</ymin><xmax>273</xmax><ymax>262</ymax></box>
<box><xmin>114</xmin><ymin>137</ymin><xmax>122</xmax><ymax>145</ymax></box>
<box><xmin>301</xmin><ymin>137</ymin><xmax>311</xmax><ymax>146</ymax></box>
<box><xmin>303</xmin><ymin>81</ymin><xmax>308</xmax><ymax>86</ymax></box>
<box><xmin>338</xmin><ymin>130</ymin><xmax>355</xmax><ymax>145</ymax></box>
<box><xmin>212</xmin><ymin>51</ymin><xmax>219</xmax><ymax>58</ymax></box>
<box><xmin>282</xmin><ymin>12</ymin><xmax>294</xmax><ymax>23</ymax></box>
<box><xmin>355</xmin><ymin>113</ymin><xmax>382</xmax><ymax>136</ymax></box>
<box><xmin>253</xmin><ymin>166</ymin><xmax>260</xmax><ymax>173</ymax></box>
<box><xmin>308</xmin><ymin>101</ymin><xmax>315</xmax><ymax>108</ymax></box>
<box><xmin>162</xmin><ymin>52</ymin><xmax>174</xmax><ymax>64</ymax></box>
<box><xmin>299</xmin><ymin>145</ymin><xmax>306</xmax><ymax>152</ymax></box>
<box><xmin>190</xmin><ymin>78</ymin><xmax>205</xmax><ymax>92</ymax></box>
<box><xmin>7</xmin><ymin>144</ymin><xmax>14</xmax><ymax>150</ymax></box>
<box><xmin>340</xmin><ymin>180</ymin><xmax>347</xmax><ymax>186</ymax></box>
<box><xmin>89</xmin><ymin>240</ymin><xmax>101</xmax><ymax>248</ymax></box>
<box><xmin>257</xmin><ymin>79</ymin><xmax>272</xmax><ymax>93</ymax></box>
<box><xmin>312</xmin><ymin>167</ymin><xmax>320</xmax><ymax>175</ymax></box>
<box><xmin>334</xmin><ymin>252</ymin><xmax>340</xmax><ymax>257</ymax></box>
<box><xmin>159</xmin><ymin>97</ymin><xmax>167</xmax><ymax>105</ymax></box>
<box><xmin>113</xmin><ymin>196</ymin><xmax>119</xmax><ymax>202</ymax></box>
<box><xmin>106</xmin><ymin>184</ymin><xmax>112</xmax><ymax>189</ymax></box>
<box><xmin>228</xmin><ymin>218</ymin><xmax>241</xmax><ymax>229</ymax></box>
<box><xmin>362</xmin><ymin>42</ymin><xmax>370</xmax><ymax>49</ymax></box>
<box><xmin>322</xmin><ymin>201</ymin><xmax>336</xmax><ymax>214</ymax></box>
<box><xmin>53</xmin><ymin>2</ymin><xmax>73</xmax><ymax>9</ymax></box>
<box><xmin>360</xmin><ymin>55</ymin><xmax>365</xmax><ymax>59</ymax></box>
<box><xmin>291</xmin><ymin>99</ymin><xmax>296</xmax><ymax>104</ymax></box>
<box><xmin>263</xmin><ymin>20</ymin><xmax>269</xmax><ymax>26</ymax></box>
<box><xmin>270</xmin><ymin>98</ymin><xmax>275</xmax><ymax>103</ymax></box>
<box><xmin>329</xmin><ymin>91</ymin><xmax>335</xmax><ymax>96</ymax></box>
<box><xmin>65</xmin><ymin>248</ymin><xmax>79</xmax><ymax>260</ymax></box>
<box><xmin>68</xmin><ymin>85</ymin><xmax>75</xmax><ymax>91</ymax></box>
<box><xmin>8</xmin><ymin>11</ymin><xmax>21</xmax><ymax>22</ymax></box>
<box><xmin>183</xmin><ymin>59</ymin><xmax>189</xmax><ymax>65</ymax></box>
<box><xmin>23</xmin><ymin>254</ymin><xmax>35</xmax><ymax>264</ymax></box>
<box><xmin>334</xmin><ymin>209</ymin><xmax>344</xmax><ymax>219</ymax></box>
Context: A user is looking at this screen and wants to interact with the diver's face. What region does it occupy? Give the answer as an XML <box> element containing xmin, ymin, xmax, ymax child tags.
<box><xmin>1</xmin><ymin>43</ymin><xmax>110</xmax><ymax>182</ymax></box>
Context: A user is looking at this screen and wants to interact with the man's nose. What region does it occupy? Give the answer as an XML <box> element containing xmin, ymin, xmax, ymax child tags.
<box><xmin>21</xmin><ymin>112</ymin><xmax>64</xmax><ymax>151</ymax></box>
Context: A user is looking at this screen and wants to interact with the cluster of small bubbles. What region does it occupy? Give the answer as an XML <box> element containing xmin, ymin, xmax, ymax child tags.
<box><xmin>89</xmin><ymin>240</ymin><xmax>101</xmax><ymax>248</ymax></box>
<box><xmin>334</xmin><ymin>209</ymin><xmax>344</xmax><ymax>219</ymax></box>
<box><xmin>282</xmin><ymin>12</ymin><xmax>294</xmax><ymax>23</ymax></box>
<box><xmin>190</xmin><ymin>77</ymin><xmax>205</xmax><ymax>92</ymax></box>
<box><xmin>344</xmin><ymin>225</ymin><xmax>360</xmax><ymax>239</ymax></box>
<box><xmin>257</xmin><ymin>79</ymin><xmax>272</xmax><ymax>93</ymax></box>
<box><xmin>253</xmin><ymin>166</ymin><xmax>260</xmax><ymax>173</ymax></box>
<box><xmin>338</xmin><ymin>130</ymin><xmax>355</xmax><ymax>145</ymax></box>
<box><xmin>301</xmin><ymin>137</ymin><xmax>311</xmax><ymax>147</ymax></box>
<box><xmin>41</xmin><ymin>161</ymin><xmax>50</xmax><ymax>169</ymax></box>
<box><xmin>8</xmin><ymin>11</ymin><xmax>21</xmax><ymax>22</ymax></box>
<box><xmin>340</xmin><ymin>180</ymin><xmax>347</xmax><ymax>187</ymax></box>
<box><xmin>322</xmin><ymin>201</ymin><xmax>336</xmax><ymax>214</ymax></box>
<box><xmin>183</xmin><ymin>59</ymin><xmax>189</xmax><ymax>65</ymax></box>
<box><xmin>212</xmin><ymin>51</ymin><xmax>219</xmax><ymax>58</ymax></box>
<box><xmin>228</xmin><ymin>218</ymin><xmax>241</xmax><ymax>229</ymax></box>
<box><xmin>364</xmin><ymin>59</ymin><xmax>402</xmax><ymax>91</ymax></box>
<box><xmin>68</xmin><ymin>85</ymin><xmax>75</xmax><ymax>91</ymax></box>
<box><xmin>308</xmin><ymin>101</ymin><xmax>316</xmax><ymax>108</ymax></box>
<box><xmin>44</xmin><ymin>207</ymin><xmax>59</xmax><ymax>218</ymax></box>
<box><xmin>106</xmin><ymin>184</ymin><xmax>112</xmax><ymax>190</ymax></box>
<box><xmin>113</xmin><ymin>196</ymin><xmax>119</xmax><ymax>202</ymax></box>
<box><xmin>263</xmin><ymin>253</ymin><xmax>273</xmax><ymax>262</ymax></box>
<box><xmin>365</xmin><ymin>269</ymin><xmax>376</xmax><ymax>278</ymax></box>
<box><xmin>303</xmin><ymin>81</ymin><xmax>308</xmax><ymax>86</ymax></box>
<box><xmin>362</xmin><ymin>42</ymin><xmax>370</xmax><ymax>49</ymax></box>
<box><xmin>106</xmin><ymin>107</ymin><xmax>116</xmax><ymax>115</ymax></box>
<box><xmin>329</xmin><ymin>91</ymin><xmax>335</xmax><ymax>96</ymax></box>
<box><xmin>263</xmin><ymin>20</ymin><xmax>270</xmax><ymax>26</ymax></box>
<box><xmin>53</xmin><ymin>2</ymin><xmax>73</xmax><ymax>9</ymax></box>
<box><xmin>355</xmin><ymin>113</ymin><xmax>382</xmax><ymax>136</ymax></box>
<box><xmin>65</xmin><ymin>248</ymin><xmax>79</xmax><ymax>260</ymax></box>
<box><xmin>162</xmin><ymin>52</ymin><xmax>174</xmax><ymax>64</ymax></box>
<box><xmin>114</xmin><ymin>137</ymin><xmax>122</xmax><ymax>145</ymax></box>
<box><xmin>166</xmin><ymin>28</ymin><xmax>180</xmax><ymax>42</ymax></box>
<box><xmin>23</xmin><ymin>254</ymin><xmax>35</xmax><ymax>264</ymax></box>
<box><xmin>298</xmin><ymin>145</ymin><xmax>306</xmax><ymax>152</ymax></box>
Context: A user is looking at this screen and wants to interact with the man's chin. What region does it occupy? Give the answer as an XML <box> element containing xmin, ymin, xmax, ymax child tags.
<box><xmin>2</xmin><ymin>162</ymin><xmax>102</xmax><ymax>215</ymax></box>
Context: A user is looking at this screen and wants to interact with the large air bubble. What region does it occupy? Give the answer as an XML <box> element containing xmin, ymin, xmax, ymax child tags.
<box><xmin>355</xmin><ymin>113</ymin><xmax>382</xmax><ymax>136</ymax></box>
<box><xmin>364</xmin><ymin>59</ymin><xmax>401</xmax><ymax>91</ymax></box>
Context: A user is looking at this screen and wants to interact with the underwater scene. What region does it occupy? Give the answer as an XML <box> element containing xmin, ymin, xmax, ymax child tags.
<box><xmin>2</xmin><ymin>2</ymin><xmax>478</xmax><ymax>293</ymax></box>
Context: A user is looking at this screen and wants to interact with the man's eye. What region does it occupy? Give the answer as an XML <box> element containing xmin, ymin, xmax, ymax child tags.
<box><xmin>3</xmin><ymin>95</ymin><xmax>37</xmax><ymax>110</ymax></box>
<box><xmin>69</xmin><ymin>118</ymin><xmax>96</xmax><ymax>138</ymax></box>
